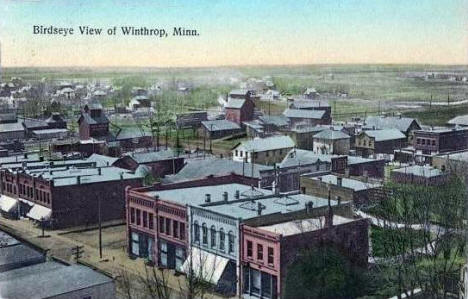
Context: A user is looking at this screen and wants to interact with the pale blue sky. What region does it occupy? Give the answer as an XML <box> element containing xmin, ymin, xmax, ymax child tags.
<box><xmin>0</xmin><ymin>0</ymin><xmax>466</xmax><ymax>66</ymax></box>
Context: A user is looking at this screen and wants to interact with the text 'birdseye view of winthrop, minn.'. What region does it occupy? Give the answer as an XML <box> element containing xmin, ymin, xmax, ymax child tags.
<box><xmin>1</xmin><ymin>1</ymin><xmax>468</xmax><ymax>299</ymax></box>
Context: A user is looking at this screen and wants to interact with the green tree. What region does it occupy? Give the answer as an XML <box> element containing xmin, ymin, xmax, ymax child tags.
<box><xmin>284</xmin><ymin>246</ymin><xmax>369</xmax><ymax>299</ymax></box>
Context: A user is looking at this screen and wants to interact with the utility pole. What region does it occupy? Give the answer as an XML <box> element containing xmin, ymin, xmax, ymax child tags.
<box><xmin>209</xmin><ymin>124</ymin><xmax>213</xmax><ymax>153</ymax></box>
<box><xmin>71</xmin><ymin>245</ymin><xmax>84</xmax><ymax>261</ymax></box>
<box><xmin>98</xmin><ymin>196</ymin><xmax>102</xmax><ymax>259</ymax></box>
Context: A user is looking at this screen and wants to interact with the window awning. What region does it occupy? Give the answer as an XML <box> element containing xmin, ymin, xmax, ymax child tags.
<box><xmin>181</xmin><ymin>247</ymin><xmax>229</xmax><ymax>285</ymax></box>
<box><xmin>26</xmin><ymin>204</ymin><xmax>51</xmax><ymax>221</ymax></box>
<box><xmin>0</xmin><ymin>195</ymin><xmax>18</xmax><ymax>213</ymax></box>
<box><xmin>18</xmin><ymin>198</ymin><xmax>35</xmax><ymax>206</ymax></box>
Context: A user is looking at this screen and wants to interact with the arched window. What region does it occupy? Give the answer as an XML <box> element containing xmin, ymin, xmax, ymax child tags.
<box><xmin>202</xmin><ymin>223</ymin><xmax>208</xmax><ymax>245</ymax></box>
<box><xmin>228</xmin><ymin>231</ymin><xmax>234</xmax><ymax>254</ymax></box>
<box><xmin>193</xmin><ymin>221</ymin><xmax>200</xmax><ymax>243</ymax></box>
<box><xmin>210</xmin><ymin>226</ymin><xmax>216</xmax><ymax>248</ymax></box>
<box><xmin>219</xmin><ymin>228</ymin><xmax>225</xmax><ymax>251</ymax></box>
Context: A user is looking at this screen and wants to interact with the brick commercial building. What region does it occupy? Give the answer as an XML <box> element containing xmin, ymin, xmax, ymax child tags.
<box><xmin>0</xmin><ymin>159</ymin><xmax>144</xmax><ymax>228</ymax></box>
<box><xmin>125</xmin><ymin>174</ymin><xmax>355</xmax><ymax>297</ymax></box>
<box><xmin>241</xmin><ymin>215</ymin><xmax>368</xmax><ymax>299</ymax></box>
<box><xmin>300</xmin><ymin>174</ymin><xmax>381</xmax><ymax>207</ymax></box>
<box><xmin>274</xmin><ymin>149</ymin><xmax>385</xmax><ymax>193</ymax></box>
<box><xmin>413</xmin><ymin>127</ymin><xmax>468</xmax><ymax>155</ymax></box>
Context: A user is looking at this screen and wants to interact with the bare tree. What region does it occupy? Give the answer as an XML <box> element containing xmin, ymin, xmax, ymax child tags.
<box><xmin>367</xmin><ymin>174</ymin><xmax>466</xmax><ymax>298</ymax></box>
<box><xmin>138</xmin><ymin>262</ymin><xmax>173</xmax><ymax>299</ymax></box>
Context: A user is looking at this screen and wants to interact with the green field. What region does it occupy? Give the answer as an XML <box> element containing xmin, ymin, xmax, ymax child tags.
<box><xmin>4</xmin><ymin>64</ymin><xmax>468</xmax><ymax>126</ymax></box>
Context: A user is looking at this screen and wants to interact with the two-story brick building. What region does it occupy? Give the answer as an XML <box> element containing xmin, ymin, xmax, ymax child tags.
<box><xmin>225</xmin><ymin>91</ymin><xmax>255</xmax><ymax>125</ymax></box>
<box><xmin>241</xmin><ymin>214</ymin><xmax>368</xmax><ymax>298</ymax></box>
<box><xmin>413</xmin><ymin>127</ymin><xmax>468</xmax><ymax>155</ymax></box>
<box><xmin>77</xmin><ymin>102</ymin><xmax>110</xmax><ymax>141</ymax></box>
<box><xmin>0</xmin><ymin>159</ymin><xmax>144</xmax><ymax>228</ymax></box>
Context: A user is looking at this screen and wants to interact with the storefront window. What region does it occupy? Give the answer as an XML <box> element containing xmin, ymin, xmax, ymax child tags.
<box><xmin>131</xmin><ymin>232</ymin><xmax>139</xmax><ymax>256</ymax></box>
<box><xmin>160</xmin><ymin>241</ymin><xmax>168</xmax><ymax>267</ymax></box>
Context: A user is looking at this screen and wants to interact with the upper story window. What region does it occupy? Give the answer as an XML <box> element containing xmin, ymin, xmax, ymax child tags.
<box><xmin>159</xmin><ymin>216</ymin><xmax>165</xmax><ymax>234</ymax></box>
<box><xmin>136</xmin><ymin>209</ymin><xmax>141</xmax><ymax>226</ymax></box>
<box><xmin>257</xmin><ymin>244</ymin><xmax>263</xmax><ymax>261</ymax></box>
<box><xmin>228</xmin><ymin>231</ymin><xmax>234</xmax><ymax>254</ymax></box>
<box><xmin>173</xmin><ymin>220</ymin><xmax>179</xmax><ymax>238</ymax></box>
<box><xmin>247</xmin><ymin>240</ymin><xmax>253</xmax><ymax>258</ymax></box>
<box><xmin>210</xmin><ymin>226</ymin><xmax>216</xmax><ymax>248</ymax></box>
<box><xmin>142</xmin><ymin>211</ymin><xmax>148</xmax><ymax>228</ymax></box>
<box><xmin>149</xmin><ymin>213</ymin><xmax>154</xmax><ymax>229</ymax></box>
<box><xmin>180</xmin><ymin>223</ymin><xmax>185</xmax><ymax>240</ymax></box>
<box><xmin>165</xmin><ymin>218</ymin><xmax>171</xmax><ymax>235</ymax></box>
<box><xmin>202</xmin><ymin>223</ymin><xmax>208</xmax><ymax>245</ymax></box>
<box><xmin>219</xmin><ymin>228</ymin><xmax>225</xmax><ymax>251</ymax></box>
<box><xmin>193</xmin><ymin>221</ymin><xmax>200</xmax><ymax>243</ymax></box>
<box><xmin>130</xmin><ymin>208</ymin><xmax>135</xmax><ymax>223</ymax></box>
<box><xmin>268</xmin><ymin>247</ymin><xmax>274</xmax><ymax>265</ymax></box>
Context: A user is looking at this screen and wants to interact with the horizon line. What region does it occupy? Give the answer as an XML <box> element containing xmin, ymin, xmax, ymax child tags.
<box><xmin>3</xmin><ymin>62</ymin><xmax>468</xmax><ymax>70</ymax></box>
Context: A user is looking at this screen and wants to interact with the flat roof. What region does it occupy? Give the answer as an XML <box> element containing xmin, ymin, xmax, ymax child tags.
<box><xmin>314</xmin><ymin>174</ymin><xmax>380</xmax><ymax>191</ymax></box>
<box><xmin>259</xmin><ymin>215</ymin><xmax>354</xmax><ymax>236</ymax></box>
<box><xmin>145</xmin><ymin>183</ymin><xmax>340</xmax><ymax>220</ymax></box>
<box><xmin>392</xmin><ymin>165</ymin><xmax>445</xmax><ymax>178</ymax></box>
<box><xmin>0</xmin><ymin>262</ymin><xmax>113</xmax><ymax>299</ymax></box>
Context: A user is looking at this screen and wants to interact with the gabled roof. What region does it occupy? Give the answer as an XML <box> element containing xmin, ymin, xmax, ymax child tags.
<box><xmin>258</xmin><ymin>115</ymin><xmax>289</xmax><ymax>127</ymax></box>
<box><xmin>114</xmin><ymin>127</ymin><xmax>151</xmax><ymax>140</ymax></box>
<box><xmin>78</xmin><ymin>112</ymin><xmax>109</xmax><ymax>125</ymax></box>
<box><xmin>290</xmin><ymin>100</ymin><xmax>330</xmax><ymax>109</ymax></box>
<box><xmin>283</xmin><ymin>109</ymin><xmax>326</xmax><ymax>119</ymax></box>
<box><xmin>201</xmin><ymin>120</ymin><xmax>241</xmax><ymax>131</ymax></box>
<box><xmin>124</xmin><ymin>149</ymin><xmax>179</xmax><ymax>164</ymax></box>
<box><xmin>46</xmin><ymin>113</ymin><xmax>65</xmax><ymax>124</ymax></box>
<box><xmin>234</xmin><ymin>135</ymin><xmax>295</xmax><ymax>152</ymax></box>
<box><xmin>225</xmin><ymin>98</ymin><xmax>246</xmax><ymax>109</ymax></box>
<box><xmin>86</xmin><ymin>154</ymin><xmax>119</xmax><ymax>167</ymax></box>
<box><xmin>364</xmin><ymin>116</ymin><xmax>420</xmax><ymax>132</ymax></box>
<box><xmin>361</xmin><ymin>129</ymin><xmax>406</xmax><ymax>141</ymax></box>
<box><xmin>313</xmin><ymin>129</ymin><xmax>350</xmax><ymax>140</ymax></box>
<box><xmin>22</xmin><ymin>118</ymin><xmax>48</xmax><ymax>129</ymax></box>
<box><xmin>163</xmin><ymin>158</ymin><xmax>273</xmax><ymax>183</ymax></box>
<box><xmin>279</xmin><ymin>149</ymin><xmax>335</xmax><ymax>168</ymax></box>
<box><xmin>229</xmin><ymin>89</ymin><xmax>250</xmax><ymax>96</ymax></box>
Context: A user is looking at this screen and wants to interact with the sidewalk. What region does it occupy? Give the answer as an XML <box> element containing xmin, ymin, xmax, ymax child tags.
<box><xmin>0</xmin><ymin>216</ymin><xmax>231</xmax><ymax>299</ymax></box>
